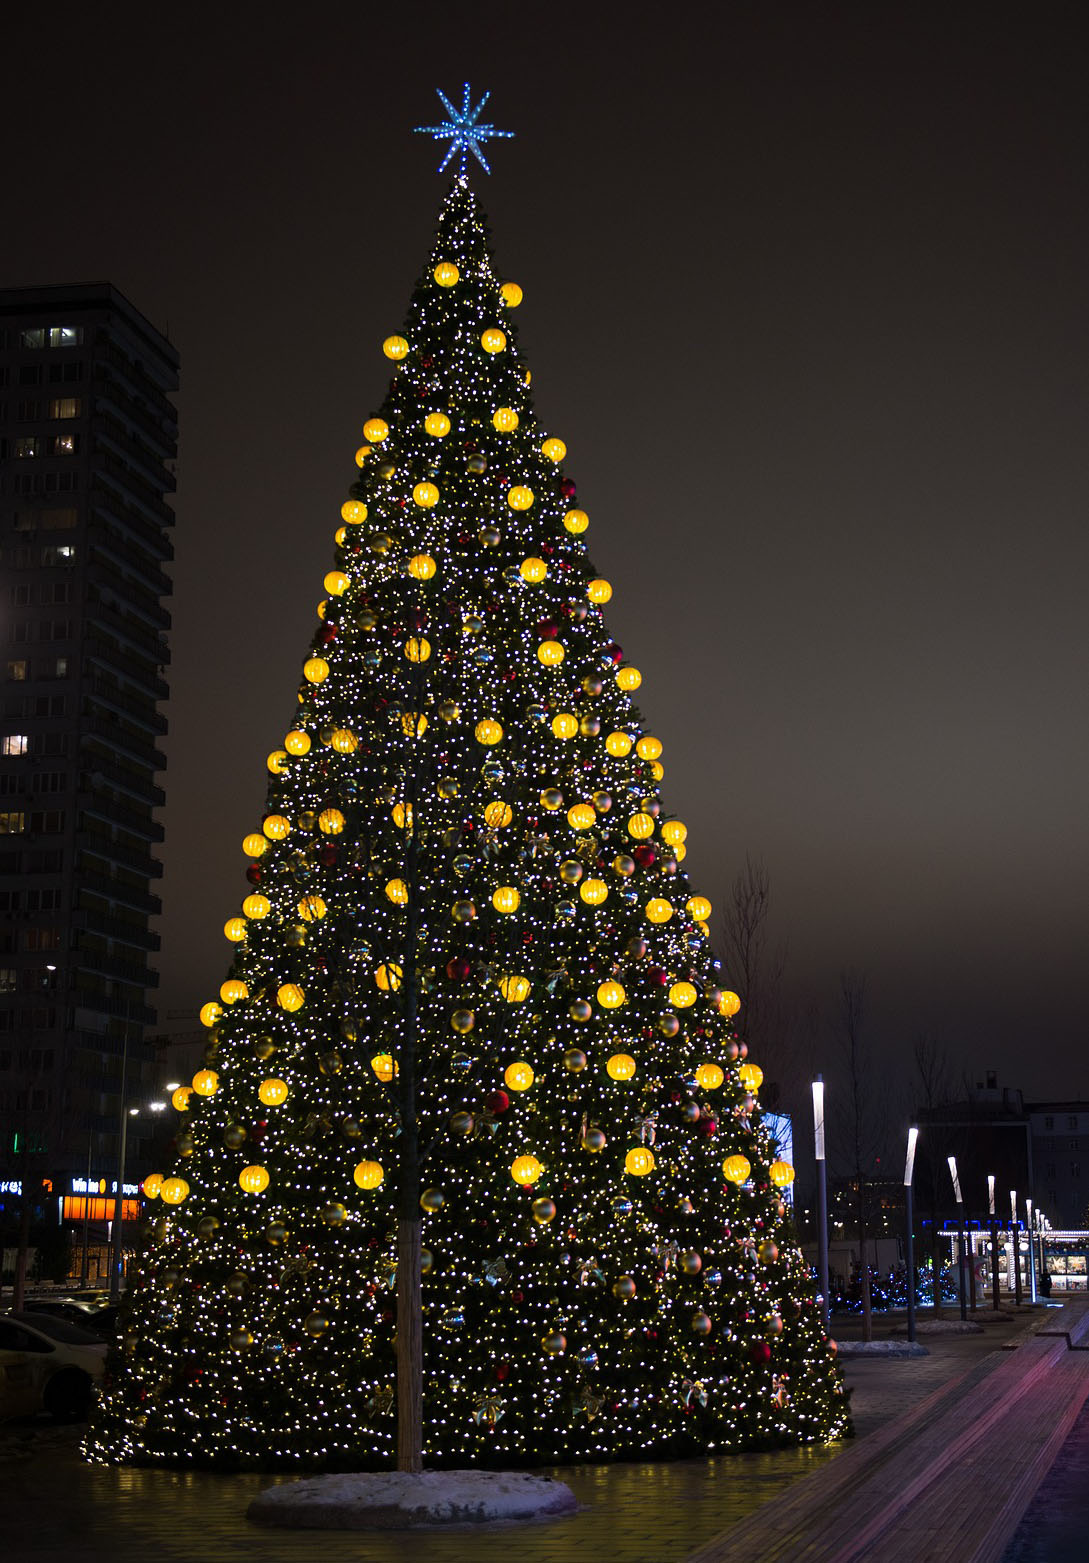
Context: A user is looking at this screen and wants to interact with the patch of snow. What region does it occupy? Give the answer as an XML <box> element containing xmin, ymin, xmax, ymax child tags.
<box><xmin>835</xmin><ymin>1340</ymin><xmax>930</xmax><ymax>1357</ymax></box>
<box><xmin>247</xmin><ymin>1469</ymin><xmax>579</xmax><ymax>1530</ymax></box>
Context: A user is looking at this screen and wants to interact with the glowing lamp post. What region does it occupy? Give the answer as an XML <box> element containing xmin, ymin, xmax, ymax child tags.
<box><xmin>948</xmin><ymin>1155</ymin><xmax>967</xmax><ymax>1321</ymax></box>
<box><xmin>987</xmin><ymin>1175</ymin><xmax>1001</xmax><ymax>1310</ymax></box>
<box><xmin>904</xmin><ymin>1127</ymin><xmax>919</xmax><ymax>1343</ymax></box>
<box><xmin>1026</xmin><ymin>1197</ymin><xmax>1038</xmax><ymax>1303</ymax></box>
<box><xmin>1010</xmin><ymin>1189</ymin><xmax>1023</xmax><ymax>1305</ymax></box>
<box><xmin>813</xmin><ymin>1077</ymin><xmax>829</xmax><ymax>1332</ymax></box>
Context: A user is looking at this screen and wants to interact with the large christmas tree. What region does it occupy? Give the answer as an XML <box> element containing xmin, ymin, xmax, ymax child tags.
<box><xmin>86</xmin><ymin>99</ymin><xmax>848</xmax><ymax>1471</ymax></box>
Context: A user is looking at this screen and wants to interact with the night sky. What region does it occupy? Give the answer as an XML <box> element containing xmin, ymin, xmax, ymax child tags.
<box><xmin>7</xmin><ymin>5</ymin><xmax>1088</xmax><ymax>1102</ymax></box>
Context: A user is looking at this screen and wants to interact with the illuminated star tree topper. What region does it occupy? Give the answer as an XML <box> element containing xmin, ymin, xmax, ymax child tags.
<box><xmin>415</xmin><ymin>83</ymin><xmax>514</xmax><ymax>175</ymax></box>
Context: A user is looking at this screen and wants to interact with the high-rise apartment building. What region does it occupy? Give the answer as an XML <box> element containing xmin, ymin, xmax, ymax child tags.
<box><xmin>0</xmin><ymin>284</ymin><xmax>177</xmax><ymax>1237</ymax></box>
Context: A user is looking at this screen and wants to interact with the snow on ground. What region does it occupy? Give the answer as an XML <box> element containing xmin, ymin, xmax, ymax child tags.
<box><xmin>835</xmin><ymin>1340</ymin><xmax>931</xmax><ymax>1357</ymax></box>
<box><xmin>247</xmin><ymin>1469</ymin><xmax>579</xmax><ymax>1530</ymax></box>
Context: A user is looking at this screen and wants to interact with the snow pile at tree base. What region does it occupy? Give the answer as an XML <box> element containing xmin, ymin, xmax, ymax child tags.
<box><xmin>891</xmin><ymin>1318</ymin><xmax>984</xmax><ymax>1336</ymax></box>
<box><xmin>248</xmin><ymin>1469</ymin><xmax>578</xmax><ymax>1529</ymax></box>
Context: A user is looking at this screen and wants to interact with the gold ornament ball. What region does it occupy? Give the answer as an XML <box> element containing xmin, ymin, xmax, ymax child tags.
<box><xmin>568</xmin><ymin>999</ymin><xmax>592</xmax><ymax>1023</ymax></box>
<box><xmin>500</xmin><ymin>281</ymin><xmax>522</xmax><ymax>307</ymax></box>
<box><xmin>580</xmin><ymin>878</ymin><xmax>607</xmax><ymax>905</ymax></box>
<box><xmin>434</xmin><ymin>261</ymin><xmax>459</xmax><ymax>287</ymax></box>
<box><xmin>538</xmin><ymin>639</ymin><xmax>564</xmax><ymax>664</ymax></box>
<box><xmin>405</xmin><ymin>636</ymin><xmax>431</xmax><ymax>663</ymax></box>
<box><xmin>142</xmin><ymin>1173</ymin><xmax>163</xmax><ymax>1199</ymax></box>
<box><xmin>691</xmin><ymin>1311</ymin><xmax>713</xmax><ymax>1336</ymax></box>
<box><xmin>739</xmin><ymin>1063</ymin><xmax>764</xmax><ymax>1092</ymax></box>
<box><xmin>540</xmin><ymin>788</ymin><xmax>564</xmax><ymax>810</ymax></box>
<box><xmin>680</xmin><ymin>1250</ymin><xmax>703</xmax><ymax>1275</ymax></box>
<box><xmin>258</xmin><ymin>1078</ymin><xmax>289</xmax><ymax>1107</ymax></box>
<box><xmin>717</xmin><ymin>990</ymin><xmax>742</xmax><ymax>1017</ymax></box>
<box><xmin>606</xmin><ymin>731</ymin><xmax>633</xmax><ymax>757</ymax></box>
<box><xmin>484</xmin><ymin>801</ymin><xmax>514</xmax><ymax>827</ymax></box>
<box><xmin>613</xmin><ymin>1276</ymin><xmax>636</xmax><ymax>1300</ymax></box>
<box><xmin>363</xmin><ymin>417</ymin><xmax>389</xmax><ymax>442</ymax></box>
<box><xmin>385</xmin><ymin>878</ymin><xmax>408</xmax><ymax>906</ymax></box>
<box><xmin>722</xmin><ymin>1154</ymin><xmax>752</xmax><ymax>1185</ymax></box>
<box><xmin>613</xmin><ymin>854</ymin><xmax>636</xmax><ymax>877</ymax></box>
<box><xmin>322</xmin><ymin>1202</ymin><xmax>348</xmax><ymax>1226</ymax></box>
<box><xmin>425</xmin><ymin>411</ymin><xmax>451</xmax><ymax>437</ymax></box>
<box><xmin>242</xmin><ymin>831</ymin><xmax>267</xmax><ymax>857</ymax></box>
<box><xmin>493</xmin><ymin>406</ymin><xmax>519</xmax><ymax>432</ymax></box>
<box><xmin>420</xmin><ymin>1188</ymin><xmax>445</xmax><ymax>1212</ymax></box>
<box><xmin>627</xmin><ymin>812</ymin><xmax>655</xmax><ymax>840</ymax></box>
<box><xmin>451</xmin><ymin>1009</ymin><xmax>475</xmax><ymax>1035</ymax></box>
<box><xmin>564</xmin><ymin>1048</ymin><xmax>588</xmax><ymax>1072</ymax></box>
<box><xmin>171</xmin><ymin>1086</ymin><xmax>192</xmax><ymax>1112</ymax></box>
<box><xmin>541</xmin><ymin>437</ymin><xmax>566</xmax><ymax>463</ymax></box>
<box><xmin>567</xmin><ymin>803</ymin><xmax>596</xmax><ymax>831</ymax></box>
<box><xmin>192</xmin><ymin>1069</ymin><xmax>219</xmax><ymax>1097</ymax></box>
<box><xmin>450</xmin><ymin>1111</ymin><xmax>475</xmax><ymax>1136</ymax></box>
<box><xmin>587</xmin><ymin>577</ymin><xmax>612</xmax><ymax>604</ymax></box>
<box><xmin>219</xmin><ymin>978</ymin><xmax>247</xmax><ymax>1005</ymax></box>
<box><xmin>541</xmin><ymin>1332</ymin><xmax>567</xmax><ymax>1356</ymax></box>
<box><xmin>303</xmin><ymin>657</ymin><xmax>329</xmax><ymax>685</ymax></box>
<box><xmin>481</xmin><ymin>327</ymin><xmax>507</xmax><ymax>354</ymax></box>
<box><xmin>661</xmin><ymin>819</ymin><xmax>688</xmax><ymax>846</ymax></box>
<box><xmin>597</xmin><ymin>981</ymin><xmax>626</xmax><ymax>1009</ymax></box>
<box><xmin>223</xmin><ymin>1124</ymin><xmax>247</xmax><ymax>1150</ymax></box>
<box><xmin>239</xmin><ymin>1165</ymin><xmax>270</xmax><ymax>1195</ymax></box>
<box><xmin>324</xmin><ymin>570</ymin><xmax>349</xmax><ymax>597</ymax></box>
<box><xmin>492</xmin><ymin>885</ymin><xmax>521</xmax><ymax>915</ymax></box>
<box><xmin>532</xmin><ymin>1197</ymin><xmax>556</xmax><ymax>1223</ymax></box>
<box><xmin>160</xmin><ymin>1177</ymin><xmax>189</xmax><ymax>1206</ymax></box>
<box><xmin>564</xmin><ymin>508</ymin><xmax>589</xmax><ymax>534</ymax></box>
<box><xmin>582</xmin><ymin>1126</ymin><xmax>607</xmax><ymax>1152</ymax></box>
<box><xmin>687</xmin><ymin>895</ymin><xmax>712</xmax><ymax>921</ymax></box>
<box><xmin>284</xmin><ymin>730</ymin><xmax>310</xmax><ymax>756</ymax></box>
<box><xmin>636</xmin><ymin>735</ymin><xmax>663</xmax><ymax>760</ymax></box>
<box><xmin>383</xmin><ymin>334</ymin><xmax>409</xmax><ymax>360</ymax></box>
<box><xmin>266</xmin><ymin>1220</ymin><xmax>289</xmax><ymax>1245</ymax></box>
<box><xmin>412</xmin><ymin>481</ymin><xmax>439</xmax><ymax>509</ymax></box>
<box><xmin>646</xmin><ymin>898</ymin><xmax>674</xmax><ymax>924</ymax></box>
<box><xmin>508</xmin><ymin>485</ymin><xmax>534</xmax><ymax>511</ymax></box>
<box><xmin>341</xmin><ymin>498</ymin><xmax>368</xmax><ymax>524</ymax></box>
<box><xmin>267</xmin><ymin>748</ymin><xmax>289</xmax><ymax>775</ymax></box>
<box><xmin>625</xmin><ymin>1146</ymin><xmax>655</xmax><ymax>1176</ymax></box>
<box><xmin>695</xmin><ymin>1062</ymin><xmax>725</xmax><ymax>1091</ymax></box>
<box><xmin>670</xmin><ymin>981</ymin><xmax>698</xmax><ymax>1009</ymax></box>
<box><xmin>370</xmin><ymin>1053</ymin><xmax>397</xmax><ymax>1082</ymax></box>
<box><xmin>263</xmin><ymin>814</ymin><xmax>291</xmax><ymax>841</ymax></box>
<box><xmin>511</xmin><ymin>1154</ymin><xmax>544</xmax><ymax>1185</ymax></box>
<box><xmin>498</xmin><ymin>973</ymin><xmax>531</xmax><ymax>1002</ymax></box>
<box><xmin>298</xmin><ymin>894</ymin><xmax>327</xmax><ymax>922</ymax></box>
<box><xmin>353</xmin><ymin>1160</ymin><xmax>385</xmax><ymax>1190</ymax></box>
<box><xmin>475</xmin><ymin>718</ymin><xmax>503</xmax><ymax>745</ymax></box>
<box><xmin>617</xmin><ymin>666</ymin><xmax>643</xmax><ymax>691</ymax></box>
<box><xmin>551</xmin><ymin>712</ymin><xmax>578</xmax><ymax>740</ymax></box>
<box><xmin>521</xmin><ymin>556</ymin><xmax>547</xmax><ymax>583</ymax></box>
<box><xmin>303</xmin><ymin>1311</ymin><xmax>330</xmax><ymax>1338</ymax></box>
<box><xmin>242</xmin><ymin>893</ymin><xmax>270</xmax><ymax>920</ymax></box>
<box><xmin>769</xmin><ymin>1159</ymin><xmax>796</xmax><ymax>1188</ymax></box>
<box><xmin>277</xmin><ymin>983</ymin><xmax>305</xmax><ymax>1012</ymax></box>
<box><xmin>504</xmin><ymin>1061</ymin><xmax>535</xmax><ymax>1092</ymax></box>
<box><xmin>759</xmin><ymin>1240</ymin><xmax>780</xmax><ymax>1263</ymax></box>
<box><xmin>408</xmin><ymin>553</ymin><xmax>437</xmax><ymax>581</ymax></box>
<box><xmin>376</xmin><ymin>963</ymin><xmax>403</xmax><ymax>991</ymax></box>
<box><xmin>223</xmin><ymin>916</ymin><xmax>247</xmax><ymax>943</ymax></box>
<box><xmin>606</xmin><ymin>1052</ymin><xmax>636</xmax><ymax>1080</ymax></box>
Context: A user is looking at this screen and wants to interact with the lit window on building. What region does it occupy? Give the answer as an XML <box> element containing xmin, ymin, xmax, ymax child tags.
<box><xmin>13</xmin><ymin>437</ymin><xmax>39</xmax><ymax>458</ymax></box>
<box><xmin>1</xmin><ymin>736</ymin><xmax>29</xmax><ymax>757</ymax></box>
<box><xmin>48</xmin><ymin>434</ymin><xmax>78</xmax><ymax>456</ymax></box>
<box><xmin>48</xmin><ymin>326</ymin><xmax>83</xmax><ymax>347</ymax></box>
<box><xmin>5</xmin><ymin>661</ymin><xmax>28</xmax><ymax>681</ymax></box>
<box><xmin>0</xmin><ymin>811</ymin><xmax>27</xmax><ymax>831</ymax></box>
<box><xmin>48</xmin><ymin>398</ymin><xmax>81</xmax><ymax>419</ymax></box>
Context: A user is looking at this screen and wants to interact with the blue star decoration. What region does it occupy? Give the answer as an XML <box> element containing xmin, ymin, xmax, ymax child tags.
<box><xmin>415</xmin><ymin>84</ymin><xmax>514</xmax><ymax>175</ymax></box>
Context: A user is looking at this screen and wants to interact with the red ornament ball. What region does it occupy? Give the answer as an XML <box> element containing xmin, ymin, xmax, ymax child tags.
<box><xmin>485</xmin><ymin>1089</ymin><xmax>510</xmax><ymax>1115</ymax></box>
<box><xmin>749</xmin><ymin>1339</ymin><xmax>773</xmax><ymax>1366</ymax></box>
<box><xmin>446</xmin><ymin>956</ymin><xmax>472</xmax><ymax>981</ymax></box>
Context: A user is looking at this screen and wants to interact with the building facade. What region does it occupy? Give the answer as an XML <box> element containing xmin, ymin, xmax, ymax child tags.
<box><xmin>0</xmin><ymin>284</ymin><xmax>176</xmax><ymax>1251</ymax></box>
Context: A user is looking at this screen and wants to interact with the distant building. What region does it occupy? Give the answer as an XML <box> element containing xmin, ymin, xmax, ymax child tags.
<box><xmin>0</xmin><ymin>284</ymin><xmax>177</xmax><ymax>1240</ymax></box>
<box><xmin>916</xmin><ymin>1075</ymin><xmax>1088</xmax><ymax>1234</ymax></box>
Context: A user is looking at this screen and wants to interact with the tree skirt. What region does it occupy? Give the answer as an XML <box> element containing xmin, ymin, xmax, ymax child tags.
<box><xmin>248</xmin><ymin>1470</ymin><xmax>578</xmax><ymax>1529</ymax></box>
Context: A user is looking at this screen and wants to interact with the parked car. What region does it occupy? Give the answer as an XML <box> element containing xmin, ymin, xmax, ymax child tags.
<box><xmin>0</xmin><ymin>1312</ymin><xmax>107</xmax><ymax>1422</ymax></box>
<box><xmin>20</xmin><ymin>1297</ymin><xmax>122</xmax><ymax>1341</ymax></box>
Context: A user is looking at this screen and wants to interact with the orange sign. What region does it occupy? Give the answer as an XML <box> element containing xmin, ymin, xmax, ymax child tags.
<box><xmin>63</xmin><ymin>1196</ymin><xmax>140</xmax><ymax>1223</ymax></box>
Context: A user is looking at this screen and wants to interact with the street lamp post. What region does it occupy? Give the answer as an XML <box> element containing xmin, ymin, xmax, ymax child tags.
<box><xmin>987</xmin><ymin>1175</ymin><xmax>1001</xmax><ymax>1310</ymax></box>
<box><xmin>1026</xmin><ymin>1197</ymin><xmax>1037</xmax><ymax>1303</ymax></box>
<box><xmin>904</xmin><ymin>1126</ymin><xmax>919</xmax><ymax>1343</ymax></box>
<box><xmin>813</xmin><ymin>1077</ymin><xmax>830</xmax><ymax>1333</ymax></box>
<box><xmin>1010</xmin><ymin>1189</ymin><xmax>1023</xmax><ymax>1306</ymax></box>
<box><xmin>948</xmin><ymin>1156</ymin><xmax>967</xmax><ymax>1321</ymax></box>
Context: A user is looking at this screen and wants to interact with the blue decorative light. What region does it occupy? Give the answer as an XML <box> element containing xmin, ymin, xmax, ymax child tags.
<box><xmin>415</xmin><ymin>83</ymin><xmax>514</xmax><ymax>175</ymax></box>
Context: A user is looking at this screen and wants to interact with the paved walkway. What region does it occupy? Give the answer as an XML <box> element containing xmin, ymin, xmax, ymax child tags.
<box><xmin>0</xmin><ymin>1306</ymin><xmax>1071</xmax><ymax>1563</ymax></box>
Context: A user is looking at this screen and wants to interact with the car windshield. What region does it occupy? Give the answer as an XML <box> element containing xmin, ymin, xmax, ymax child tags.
<box><xmin>6</xmin><ymin>1310</ymin><xmax>106</xmax><ymax>1345</ymax></box>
